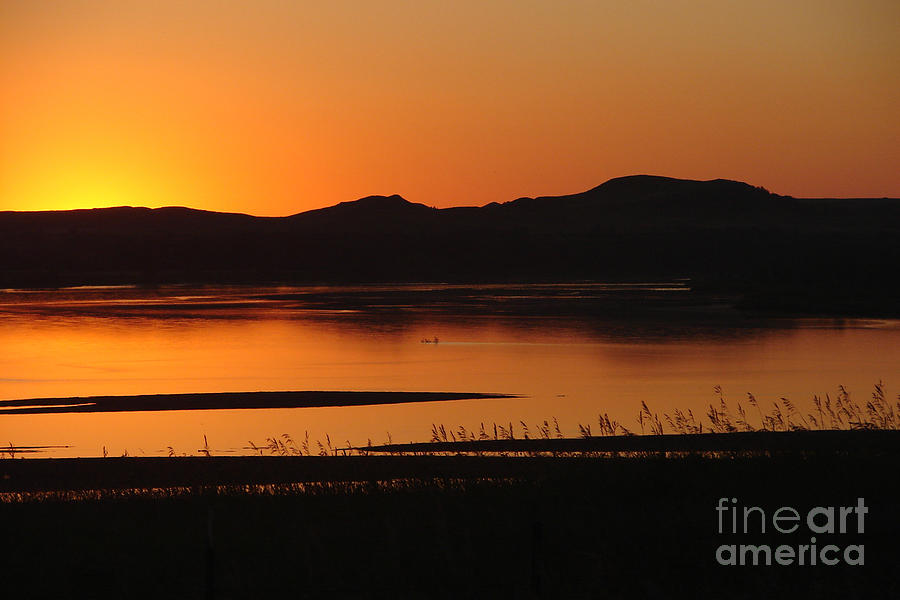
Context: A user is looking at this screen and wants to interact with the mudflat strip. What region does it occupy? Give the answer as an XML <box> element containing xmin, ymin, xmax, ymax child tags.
<box><xmin>0</xmin><ymin>390</ymin><xmax>516</xmax><ymax>414</ymax></box>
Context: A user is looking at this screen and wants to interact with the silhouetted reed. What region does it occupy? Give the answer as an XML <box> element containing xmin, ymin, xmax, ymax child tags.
<box><xmin>652</xmin><ymin>381</ymin><xmax>898</xmax><ymax>435</ymax></box>
<box><xmin>360</xmin><ymin>382</ymin><xmax>899</xmax><ymax>457</ymax></box>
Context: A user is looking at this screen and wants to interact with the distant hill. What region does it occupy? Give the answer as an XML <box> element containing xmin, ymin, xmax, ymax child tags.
<box><xmin>1</xmin><ymin>175</ymin><xmax>898</xmax><ymax>315</ymax></box>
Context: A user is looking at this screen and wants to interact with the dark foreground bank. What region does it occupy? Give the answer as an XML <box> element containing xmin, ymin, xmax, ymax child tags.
<box><xmin>2</xmin><ymin>450</ymin><xmax>898</xmax><ymax>600</ymax></box>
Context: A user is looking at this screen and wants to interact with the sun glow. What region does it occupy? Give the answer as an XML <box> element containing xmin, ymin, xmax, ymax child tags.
<box><xmin>9</xmin><ymin>165</ymin><xmax>155</xmax><ymax>212</ymax></box>
<box><xmin>0</xmin><ymin>130</ymin><xmax>198</xmax><ymax>212</ymax></box>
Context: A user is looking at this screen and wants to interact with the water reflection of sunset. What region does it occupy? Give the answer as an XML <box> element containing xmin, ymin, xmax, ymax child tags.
<box><xmin>2</xmin><ymin>288</ymin><xmax>897</xmax><ymax>457</ymax></box>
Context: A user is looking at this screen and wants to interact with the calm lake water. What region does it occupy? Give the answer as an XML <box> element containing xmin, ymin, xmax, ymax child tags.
<box><xmin>1</xmin><ymin>284</ymin><xmax>898</xmax><ymax>457</ymax></box>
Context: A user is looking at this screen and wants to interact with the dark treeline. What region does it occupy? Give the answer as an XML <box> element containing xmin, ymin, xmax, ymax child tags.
<box><xmin>2</xmin><ymin>175</ymin><xmax>898</xmax><ymax>315</ymax></box>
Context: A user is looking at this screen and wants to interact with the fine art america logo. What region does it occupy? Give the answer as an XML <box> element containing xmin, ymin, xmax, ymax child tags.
<box><xmin>715</xmin><ymin>497</ymin><xmax>867</xmax><ymax>566</ymax></box>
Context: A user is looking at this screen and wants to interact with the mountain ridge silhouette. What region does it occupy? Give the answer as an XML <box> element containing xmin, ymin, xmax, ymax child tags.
<box><xmin>3</xmin><ymin>174</ymin><xmax>892</xmax><ymax>222</ymax></box>
<box><xmin>1</xmin><ymin>175</ymin><xmax>897</xmax><ymax>315</ymax></box>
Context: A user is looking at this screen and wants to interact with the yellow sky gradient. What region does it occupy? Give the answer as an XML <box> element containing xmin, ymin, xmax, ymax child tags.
<box><xmin>1</xmin><ymin>1</ymin><xmax>898</xmax><ymax>215</ymax></box>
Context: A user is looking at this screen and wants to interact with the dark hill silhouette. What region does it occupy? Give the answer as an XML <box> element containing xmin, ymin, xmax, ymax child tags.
<box><xmin>467</xmin><ymin>175</ymin><xmax>784</xmax><ymax>233</ymax></box>
<box><xmin>292</xmin><ymin>193</ymin><xmax>431</xmax><ymax>217</ymax></box>
<box><xmin>0</xmin><ymin>205</ymin><xmax>263</xmax><ymax>235</ymax></box>
<box><xmin>287</xmin><ymin>194</ymin><xmax>438</xmax><ymax>232</ymax></box>
<box><xmin>1</xmin><ymin>175</ymin><xmax>898</xmax><ymax>315</ymax></box>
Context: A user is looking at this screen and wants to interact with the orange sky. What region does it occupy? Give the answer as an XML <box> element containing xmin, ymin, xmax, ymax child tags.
<box><xmin>1</xmin><ymin>1</ymin><xmax>898</xmax><ymax>216</ymax></box>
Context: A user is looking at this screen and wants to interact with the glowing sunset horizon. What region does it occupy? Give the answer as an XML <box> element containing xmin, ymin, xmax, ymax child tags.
<box><xmin>1</xmin><ymin>1</ymin><xmax>898</xmax><ymax>216</ymax></box>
